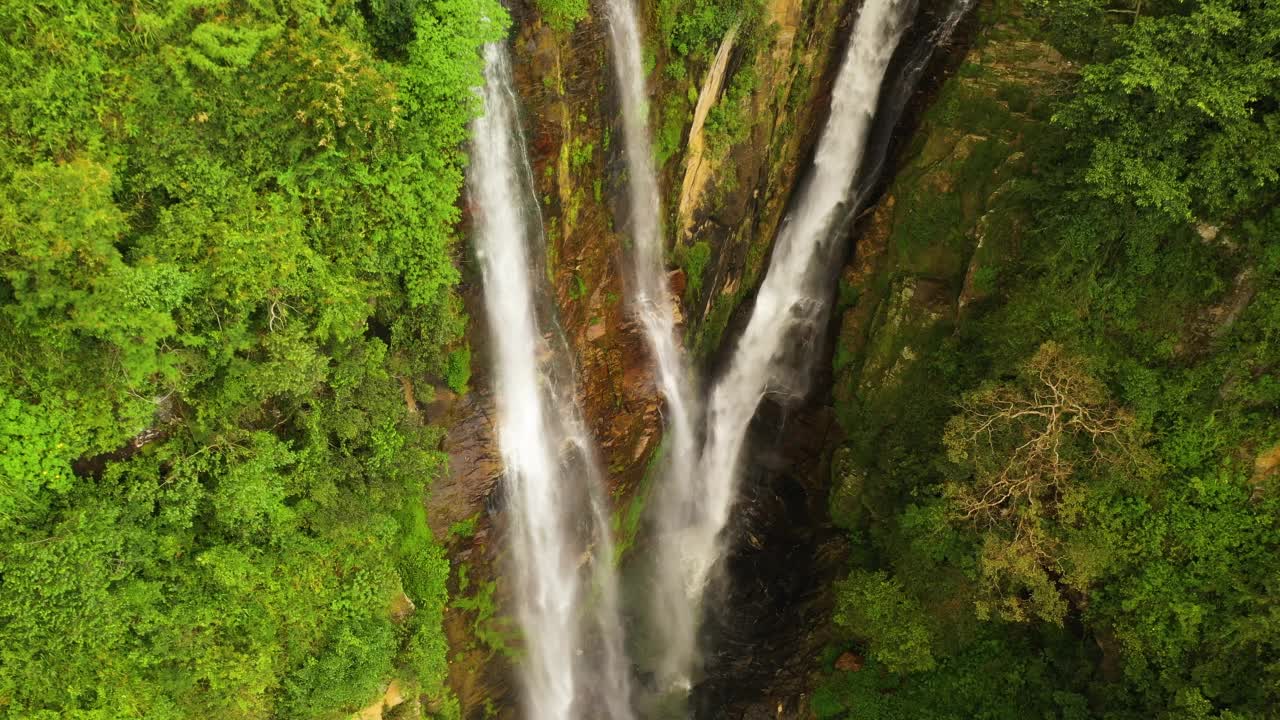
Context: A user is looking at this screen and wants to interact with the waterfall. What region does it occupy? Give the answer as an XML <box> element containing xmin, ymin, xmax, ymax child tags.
<box><xmin>850</xmin><ymin>0</ymin><xmax>978</xmax><ymax>218</ymax></box>
<box><xmin>469</xmin><ymin>40</ymin><xmax>633</xmax><ymax>720</ymax></box>
<box><xmin>601</xmin><ymin>0</ymin><xmax>704</xmax><ymax>690</ymax></box>
<box><xmin>472</xmin><ymin>0</ymin><xmax>970</xmax><ymax>709</ymax></box>
<box><xmin>647</xmin><ymin>0</ymin><xmax>918</xmax><ymax>688</ymax></box>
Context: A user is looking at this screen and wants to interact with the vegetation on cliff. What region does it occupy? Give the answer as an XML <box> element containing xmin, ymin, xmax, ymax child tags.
<box><xmin>0</xmin><ymin>0</ymin><xmax>504</xmax><ymax>717</ymax></box>
<box><xmin>820</xmin><ymin>0</ymin><xmax>1280</xmax><ymax>718</ymax></box>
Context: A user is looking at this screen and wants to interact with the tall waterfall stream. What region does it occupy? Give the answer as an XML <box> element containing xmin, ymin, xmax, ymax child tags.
<box><xmin>469</xmin><ymin>40</ymin><xmax>633</xmax><ymax>720</ymax></box>
<box><xmin>602</xmin><ymin>0</ymin><xmax>705</xmax><ymax>693</ymax></box>
<box><xmin>675</xmin><ymin>0</ymin><xmax>914</xmax><ymax>681</ymax></box>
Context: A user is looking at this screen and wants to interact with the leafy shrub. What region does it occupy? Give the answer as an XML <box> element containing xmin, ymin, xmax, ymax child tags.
<box><xmin>535</xmin><ymin>0</ymin><xmax>589</xmax><ymax>32</ymax></box>
<box><xmin>833</xmin><ymin>571</ymin><xmax>935</xmax><ymax>674</ymax></box>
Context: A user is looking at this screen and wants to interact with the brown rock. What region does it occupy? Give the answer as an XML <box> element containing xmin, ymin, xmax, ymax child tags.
<box><xmin>1255</xmin><ymin>442</ymin><xmax>1280</xmax><ymax>479</ymax></box>
<box><xmin>429</xmin><ymin>389</ymin><xmax>502</xmax><ymax>540</ymax></box>
<box><xmin>835</xmin><ymin>651</ymin><xmax>864</xmax><ymax>672</ymax></box>
<box><xmin>1175</xmin><ymin>266</ymin><xmax>1258</xmax><ymax>359</ymax></box>
<box><xmin>1252</xmin><ymin>441</ymin><xmax>1280</xmax><ymax>500</ymax></box>
<box><xmin>399</xmin><ymin>376</ymin><xmax>418</xmax><ymax>416</ymax></box>
<box><xmin>669</xmin><ymin>267</ymin><xmax>687</xmax><ymax>297</ymax></box>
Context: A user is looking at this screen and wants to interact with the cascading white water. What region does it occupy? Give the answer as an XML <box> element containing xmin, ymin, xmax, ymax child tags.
<box><xmin>469</xmin><ymin>40</ymin><xmax>633</xmax><ymax>720</ymax></box>
<box><xmin>602</xmin><ymin>0</ymin><xmax>698</xmax><ymax>477</ymax></box>
<box><xmin>601</xmin><ymin>0</ymin><xmax>704</xmax><ymax>689</ymax></box>
<box><xmin>648</xmin><ymin>0</ymin><xmax>916</xmax><ymax>686</ymax></box>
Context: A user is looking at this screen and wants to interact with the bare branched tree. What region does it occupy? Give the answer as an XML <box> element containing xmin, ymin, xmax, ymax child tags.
<box><xmin>943</xmin><ymin>341</ymin><xmax>1159</xmax><ymax>622</ymax></box>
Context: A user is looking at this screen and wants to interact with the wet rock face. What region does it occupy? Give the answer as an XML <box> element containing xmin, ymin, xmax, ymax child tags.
<box><xmin>507</xmin><ymin>3</ymin><xmax>666</xmax><ymax>498</ymax></box>
<box><xmin>683</xmin><ymin>3</ymin><xmax>986</xmax><ymax>716</ymax></box>
<box><xmin>678</xmin><ymin>0</ymin><xmax>857</xmax><ymax>360</ymax></box>
<box><xmin>423</xmin><ymin>379</ymin><xmax>514</xmax><ymax>720</ymax></box>
<box><xmin>431</xmin><ymin>387</ymin><xmax>501</xmax><ymax>539</ymax></box>
<box><xmin>692</xmin><ymin>395</ymin><xmax>847</xmax><ymax>720</ymax></box>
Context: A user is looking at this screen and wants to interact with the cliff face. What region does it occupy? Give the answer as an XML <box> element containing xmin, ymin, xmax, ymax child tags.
<box><xmin>660</xmin><ymin>0</ymin><xmax>855</xmax><ymax>360</ymax></box>
<box><xmin>426</xmin><ymin>0</ymin><xmax>982</xmax><ymax>716</ymax></box>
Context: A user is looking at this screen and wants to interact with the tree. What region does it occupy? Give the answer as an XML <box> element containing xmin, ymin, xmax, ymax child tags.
<box><xmin>943</xmin><ymin>342</ymin><xmax>1159</xmax><ymax>622</ymax></box>
<box><xmin>1053</xmin><ymin>0</ymin><xmax>1280</xmax><ymax>221</ymax></box>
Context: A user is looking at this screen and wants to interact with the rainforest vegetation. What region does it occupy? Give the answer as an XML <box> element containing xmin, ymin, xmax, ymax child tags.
<box><xmin>0</xmin><ymin>0</ymin><xmax>505</xmax><ymax>717</ymax></box>
<box><xmin>1</xmin><ymin>0</ymin><xmax>1277</xmax><ymax>718</ymax></box>
<box><xmin>817</xmin><ymin>1</ymin><xmax>1280</xmax><ymax>718</ymax></box>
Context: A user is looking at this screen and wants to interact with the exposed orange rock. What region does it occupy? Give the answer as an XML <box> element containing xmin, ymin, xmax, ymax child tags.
<box><xmin>835</xmin><ymin>651</ymin><xmax>865</xmax><ymax>672</ymax></box>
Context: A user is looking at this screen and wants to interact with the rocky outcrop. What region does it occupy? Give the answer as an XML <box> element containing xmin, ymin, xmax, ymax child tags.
<box><xmin>508</xmin><ymin>4</ymin><xmax>668</xmax><ymax>496</ymax></box>
<box><xmin>352</xmin><ymin>680</ymin><xmax>406</xmax><ymax>720</ymax></box>
<box><xmin>1176</xmin><ymin>266</ymin><xmax>1259</xmax><ymax>359</ymax></box>
<box><xmin>692</xmin><ymin>398</ymin><xmax>848</xmax><ymax>719</ymax></box>
<box><xmin>675</xmin><ymin>23</ymin><xmax>740</xmax><ymax>242</ymax></box>
<box><xmin>1252</xmin><ymin>441</ymin><xmax>1280</xmax><ymax>499</ymax></box>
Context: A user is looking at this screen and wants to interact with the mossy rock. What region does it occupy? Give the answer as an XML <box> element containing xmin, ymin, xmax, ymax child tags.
<box><xmin>829</xmin><ymin>446</ymin><xmax>867</xmax><ymax>529</ymax></box>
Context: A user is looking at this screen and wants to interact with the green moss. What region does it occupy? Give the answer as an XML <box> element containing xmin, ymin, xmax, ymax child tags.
<box><xmin>828</xmin><ymin>447</ymin><xmax>865</xmax><ymax>529</ymax></box>
<box><xmin>448</xmin><ymin>513</ymin><xmax>480</xmax><ymax>539</ymax></box>
<box><xmin>665</xmin><ymin>58</ymin><xmax>688</xmax><ymax>82</ymax></box>
<box><xmin>643</xmin><ymin>43</ymin><xmax>658</xmax><ymax>77</ymax></box>
<box><xmin>996</xmin><ymin>82</ymin><xmax>1032</xmax><ymax>113</ymax></box>
<box><xmin>787</xmin><ymin>62</ymin><xmax>813</xmax><ymax>111</ymax></box>
<box><xmin>694</xmin><ymin>288</ymin><xmax>739</xmax><ymax>360</ymax></box>
<box><xmin>927</xmin><ymin>83</ymin><xmax>1017</xmax><ymax>138</ymax></box>
<box><xmin>570</xmin><ymin>138</ymin><xmax>595</xmax><ymax>170</ymax></box>
<box><xmin>891</xmin><ymin>191</ymin><xmax>966</xmax><ymax>275</ymax></box>
<box><xmin>564</xmin><ymin>189</ymin><xmax>582</xmax><ymax>231</ymax></box>
<box><xmin>446</xmin><ymin>345</ymin><xmax>472</xmax><ymax>394</ymax></box>
<box><xmin>837</xmin><ymin>276</ymin><xmax>860</xmax><ymax>310</ymax></box>
<box><xmin>973</xmin><ymin>265</ymin><xmax>998</xmax><ymax>294</ymax></box>
<box><xmin>570</xmin><ymin>272</ymin><xmax>587</xmax><ymax>300</ymax></box>
<box><xmin>545</xmin><ymin>216</ymin><xmax>561</xmax><ymax>281</ymax></box>
<box><xmin>610</xmin><ymin>441</ymin><xmax>666</xmax><ymax>564</ymax></box>
<box><xmin>452</xmin><ymin>578</ymin><xmax>518</xmax><ymax>658</ymax></box>
<box><xmin>655</xmin><ymin>92</ymin><xmax>691</xmax><ymax>169</ymax></box>
<box><xmin>832</xmin><ymin>334</ymin><xmax>858</xmax><ymax>376</ymax></box>
<box><xmin>678</xmin><ymin>241</ymin><xmax>712</xmax><ymax>302</ymax></box>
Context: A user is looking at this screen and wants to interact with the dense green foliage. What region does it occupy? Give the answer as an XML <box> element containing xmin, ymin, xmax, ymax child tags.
<box><xmin>820</xmin><ymin>1</ymin><xmax>1280</xmax><ymax>718</ymax></box>
<box><xmin>655</xmin><ymin>0</ymin><xmax>761</xmax><ymax>59</ymax></box>
<box><xmin>0</xmin><ymin>0</ymin><xmax>503</xmax><ymax>717</ymax></box>
<box><xmin>533</xmin><ymin>0</ymin><xmax>589</xmax><ymax>32</ymax></box>
<box><xmin>649</xmin><ymin>0</ymin><xmax>766</xmax><ymax>170</ymax></box>
<box><xmin>1044</xmin><ymin>0</ymin><xmax>1280</xmax><ymax>220</ymax></box>
<box><xmin>5</xmin><ymin>0</ymin><xmax>1277</xmax><ymax>716</ymax></box>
